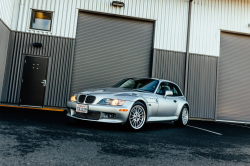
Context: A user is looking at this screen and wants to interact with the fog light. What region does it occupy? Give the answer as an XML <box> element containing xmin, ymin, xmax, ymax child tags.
<box><xmin>105</xmin><ymin>113</ymin><xmax>116</xmax><ymax>118</ymax></box>
<box><xmin>71</xmin><ymin>109</ymin><xmax>76</xmax><ymax>116</ymax></box>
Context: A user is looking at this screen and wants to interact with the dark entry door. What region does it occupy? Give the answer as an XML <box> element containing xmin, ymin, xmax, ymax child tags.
<box><xmin>20</xmin><ymin>56</ymin><xmax>48</xmax><ymax>106</ymax></box>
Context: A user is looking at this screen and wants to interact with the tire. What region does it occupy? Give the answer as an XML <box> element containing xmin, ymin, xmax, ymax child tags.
<box><xmin>174</xmin><ymin>105</ymin><xmax>189</xmax><ymax>127</ymax></box>
<box><xmin>125</xmin><ymin>102</ymin><xmax>147</xmax><ymax>131</ymax></box>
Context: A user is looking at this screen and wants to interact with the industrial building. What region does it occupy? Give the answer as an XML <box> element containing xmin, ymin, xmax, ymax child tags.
<box><xmin>0</xmin><ymin>0</ymin><xmax>249</xmax><ymax>123</ymax></box>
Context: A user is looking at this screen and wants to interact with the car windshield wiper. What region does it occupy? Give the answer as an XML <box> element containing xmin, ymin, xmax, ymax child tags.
<box><xmin>123</xmin><ymin>88</ymin><xmax>134</xmax><ymax>90</ymax></box>
<box><xmin>121</xmin><ymin>88</ymin><xmax>151</xmax><ymax>93</ymax></box>
<box><xmin>123</xmin><ymin>88</ymin><xmax>143</xmax><ymax>91</ymax></box>
<box><xmin>133</xmin><ymin>89</ymin><xmax>152</xmax><ymax>93</ymax></box>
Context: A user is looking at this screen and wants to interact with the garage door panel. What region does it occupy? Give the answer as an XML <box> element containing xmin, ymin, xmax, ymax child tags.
<box><xmin>217</xmin><ymin>32</ymin><xmax>250</xmax><ymax>122</ymax></box>
<box><xmin>70</xmin><ymin>12</ymin><xmax>154</xmax><ymax>94</ymax></box>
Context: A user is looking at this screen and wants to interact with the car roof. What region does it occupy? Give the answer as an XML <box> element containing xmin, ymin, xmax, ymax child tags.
<box><xmin>131</xmin><ymin>77</ymin><xmax>175</xmax><ymax>84</ymax></box>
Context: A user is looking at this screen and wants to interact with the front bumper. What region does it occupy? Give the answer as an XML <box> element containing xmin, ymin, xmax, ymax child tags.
<box><xmin>66</xmin><ymin>100</ymin><xmax>134</xmax><ymax>124</ymax></box>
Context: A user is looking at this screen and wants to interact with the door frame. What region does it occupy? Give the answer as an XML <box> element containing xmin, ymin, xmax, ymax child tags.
<box><xmin>19</xmin><ymin>55</ymin><xmax>50</xmax><ymax>107</ymax></box>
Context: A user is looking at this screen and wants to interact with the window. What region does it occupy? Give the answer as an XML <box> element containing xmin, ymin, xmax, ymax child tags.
<box><xmin>156</xmin><ymin>82</ymin><xmax>183</xmax><ymax>96</ymax></box>
<box><xmin>30</xmin><ymin>10</ymin><xmax>53</xmax><ymax>31</ymax></box>
<box><xmin>156</xmin><ymin>82</ymin><xmax>171</xmax><ymax>95</ymax></box>
<box><xmin>169</xmin><ymin>83</ymin><xmax>183</xmax><ymax>96</ymax></box>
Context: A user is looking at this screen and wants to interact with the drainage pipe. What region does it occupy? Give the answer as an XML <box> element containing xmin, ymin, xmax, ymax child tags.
<box><xmin>184</xmin><ymin>0</ymin><xmax>193</xmax><ymax>97</ymax></box>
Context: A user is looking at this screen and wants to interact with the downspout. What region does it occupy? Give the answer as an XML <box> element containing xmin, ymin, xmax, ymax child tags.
<box><xmin>184</xmin><ymin>0</ymin><xmax>193</xmax><ymax>97</ymax></box>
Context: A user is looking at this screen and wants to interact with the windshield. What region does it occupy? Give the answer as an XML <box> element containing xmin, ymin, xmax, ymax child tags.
<box><xmin>112</xmin><ymin>78</ymin><xmax>159</xmax><ymax>93</ymax></box>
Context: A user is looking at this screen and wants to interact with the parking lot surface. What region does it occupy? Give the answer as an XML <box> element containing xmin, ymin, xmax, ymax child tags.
<box><xmin>0</xmin><ymin>107</ymin><xmax>249</xmax><ymax>166</ymax></box>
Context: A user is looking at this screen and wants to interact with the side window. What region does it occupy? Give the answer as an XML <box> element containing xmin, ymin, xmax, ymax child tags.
<box><xmin>30</xmin><ymin>10</ymin><xmax>53</xmax><ymax>31</ymax></box>
<box><xmin>156</xmin><ymin>82</ymin><xmax>171</xmax><ymax>96</ymax></box>
<box><xmin>169</xmin><ymin>83</ymin><xmax>182</xmax><ymax>96</ymax></box>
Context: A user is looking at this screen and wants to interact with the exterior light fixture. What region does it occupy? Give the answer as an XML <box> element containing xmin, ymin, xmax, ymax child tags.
<box><xmin>33</xmin><ymin>42</ymin><xmax>43</xmax><ymax>47</ymax></box>
<box><xmin>112</xmin><ymin>1</ymin><xmax>124</xmax><ymax>7</ymax></box>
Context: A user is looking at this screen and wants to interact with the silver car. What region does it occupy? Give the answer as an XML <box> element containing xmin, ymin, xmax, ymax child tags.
<box><xmin>66</xmin><ymin>78</ymin><xmax>189</xmax><ymax>130</ymax></box>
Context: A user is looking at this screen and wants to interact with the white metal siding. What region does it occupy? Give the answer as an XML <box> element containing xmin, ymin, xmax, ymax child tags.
<box><xmin>14</xmin><ymin>0</ymin><xmax>189</xmax><ymax>52</ymax></box>
<box><xmin>0</xmin><ymin>0</ymin><xmax>15</xmax><ymax>28</ymax></box>
<box><xmin>190</xmin><ymin>0</ymin><xmax>250</xmax><ymax>56</ymax></box>
<box><xmin>7</xmin><ymin>0</ymin><xmax>250</xmax><ymax>54</ymax></box>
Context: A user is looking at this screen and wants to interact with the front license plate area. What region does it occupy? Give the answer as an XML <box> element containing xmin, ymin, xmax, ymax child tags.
<box><xmin>76</xmin><ymin>104</ymin><xmax>88</xmax><ymax>113</ymax></box>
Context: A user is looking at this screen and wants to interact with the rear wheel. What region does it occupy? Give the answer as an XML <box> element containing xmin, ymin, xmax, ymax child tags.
<box><xmin>125</xmin><ymin>102</ymin><xmax>146</xmax><ymax>131</ymax></box>
<box><xmin>174</xmin><ymin>106</ymin><xmax>189</xmax><ymax>127</ymax></box>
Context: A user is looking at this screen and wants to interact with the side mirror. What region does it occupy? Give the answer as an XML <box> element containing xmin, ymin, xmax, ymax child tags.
<box><xmin>164</xmin><ymin>90</ymin><xmax>173</xmax><ymax>98</ymax></box>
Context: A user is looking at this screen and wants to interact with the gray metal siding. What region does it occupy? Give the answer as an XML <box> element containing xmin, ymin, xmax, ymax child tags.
<box><xmin>5</xmin><ymin>32</ymin><xmax>75</xmax><ymax>107</ymax></box>
<box><xmin>217</xmin><ymin>32</ymin><xmax>250</xmax><ymax>122</ymax></box>
<box><xmin>1</xmin><ymin>31</ymin><xmax>15</xmax><ymax>102</ymax></box>
<box><xmin>70</xmin><ymin>12</ymin><xmax>154</xmax><ymax>94</ymax></box>
<box><xmin>151</xmin><ymin>49</ymin><xmax>186</xmax><ymax>92</ymax></box>
<box><xmin>152</xmin><ymin>49</ymin><xmax>218</xmax><ymax>119</ymax></box>
<box><xmin>0</xmin><ymin>19</ymin><xmax>10</xmax><ymax>102</ymax></box>
<box><xmin>187</xmin><ymin>54</ymin><xmax>218</xmax><ymax>119</ymax></box>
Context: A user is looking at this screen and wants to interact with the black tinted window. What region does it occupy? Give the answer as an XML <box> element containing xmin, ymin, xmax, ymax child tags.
<box><xmin>112</xmin><ymin>78</ymin><xmax>159</xmax><ymax>93</ymax></box>
<box><xmin>169</xmin><ymin>83</ymin><xmax>182</xmax><ymax>96</ymax></box>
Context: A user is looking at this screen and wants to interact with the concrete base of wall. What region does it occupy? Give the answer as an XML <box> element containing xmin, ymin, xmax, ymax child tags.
<box><xmin>0</xmin><ymin>104</ymin><xmax>65</xmax><ymax>112</ymax></box>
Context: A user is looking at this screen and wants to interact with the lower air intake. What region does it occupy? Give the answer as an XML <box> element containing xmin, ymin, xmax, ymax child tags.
<box><xmin>76</xmin><ymin>112</ymin><xmax>100</xmax><ymax>120</ymax></box>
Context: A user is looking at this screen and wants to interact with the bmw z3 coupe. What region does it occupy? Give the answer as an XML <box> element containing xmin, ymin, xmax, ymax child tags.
<box><xmin>66</xmin><ymin>78</ymin><xmax>189</xmax><ymax>130</ymax></box>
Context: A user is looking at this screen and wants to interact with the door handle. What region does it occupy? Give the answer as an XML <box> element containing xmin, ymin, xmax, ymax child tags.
<box><xmin>173</xmin><ymin>100</ymin><xmax>177</xmax><ymax>103</ymax></box>
<box><xmin>41</xmin><ymin>80</ymin><xmax>46</xmax><ymax>87</ymax></box>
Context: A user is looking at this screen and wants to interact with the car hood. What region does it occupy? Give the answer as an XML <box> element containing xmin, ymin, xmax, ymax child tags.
<box><xmin>77</xmin><ymin>87</ymin><xmax>152</xmax><ymax>96</ymax></box>
<box><xmin>74</xmin><ymin>88</ymin><xmax>158</xmax><ymax>103</ymax></box>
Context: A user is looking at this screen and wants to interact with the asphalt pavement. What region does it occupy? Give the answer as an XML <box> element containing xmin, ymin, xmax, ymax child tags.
<box><xmin>0</xmin><ymin>107</ymin><xmax>249</xmax><ymax>166</ymax></box>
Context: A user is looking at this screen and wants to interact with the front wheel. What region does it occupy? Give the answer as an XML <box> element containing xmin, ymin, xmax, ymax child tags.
<box><xmin>125</xmin><ymin>102</ymin><xmax>146</xmax><ymax>131</ymax></box>
<box><xmin>174</xmin><ymin>106</ymin><xmax>189</xmax><ymax>127</ymax></box>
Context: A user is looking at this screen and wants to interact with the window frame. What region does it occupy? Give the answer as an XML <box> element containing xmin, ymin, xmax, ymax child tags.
<box><xmin>29</xmin><ymin>9</ymin><xmax>53</xmax><ymax>31</ymax></box>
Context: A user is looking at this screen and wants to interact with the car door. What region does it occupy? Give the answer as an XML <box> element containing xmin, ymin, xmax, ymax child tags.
<box><xmin>156</xmin><ymin>82</ymin><xmax>178</xmax><ymax>117</ymax></box>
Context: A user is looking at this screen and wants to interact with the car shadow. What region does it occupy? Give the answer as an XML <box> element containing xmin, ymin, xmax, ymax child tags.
<box><xmin>66</xmin><ymin>118</ymin><xmax>181</xmax><ymax>133</ymax></box>
<box><xmin>0</xmin><ymin>106</ymin><xmax>183</xmax><ymax>133</ymax></box>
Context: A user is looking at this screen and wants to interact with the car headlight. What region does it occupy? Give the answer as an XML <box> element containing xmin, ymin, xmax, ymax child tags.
<box><xmin>98</xmin><ymin>98</ymin><xmax>126</xmax><ymax>106</ymax></box>
<box><xmin>70</xmin><ymin>95</ymin><xmax>77</xmax><ymax>102</ymax></box>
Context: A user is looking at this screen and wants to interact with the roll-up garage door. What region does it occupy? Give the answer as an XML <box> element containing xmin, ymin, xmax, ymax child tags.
<box><xmin>70</xmin><ymin>12</ymin><xmax>154</xmax><ymax>94</ymax></box>
<box><xmin>217</xmin><ymin>32</ymin><xmax>250</xmax><ymax>123</ymax></box>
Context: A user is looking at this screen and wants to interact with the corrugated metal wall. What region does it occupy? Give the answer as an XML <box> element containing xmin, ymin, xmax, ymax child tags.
<box><xmin>151</xmin><ymin>49</ymin><xmax>186</xmax><ymax>92</ymax></box>
<box><xmin>12</xmin><ymin>0</ymin><xmax>250</xmax><ymax>56</ymax></box>
<box><xmin>186</xmin><ymin>54</ymin><xmax>218</xmax><ymax>119</ymax></box>
<box><xmin>152</xmin><ymin>49</ymin><xmax>218</xmax><ymax>119</ymax></box>
<box><xmin>0</xmin><ymin>19</ymin><xmax>11</xmax><ymax>102</ymax></box>
<box><xmin>14</xmin><ymin>0</ymin><xmax>189</xmax><ymax>52</ymax></box>
<box><xmin>189</xmin><ymin>0</ymin><xmax>250</xmax><ymax>56</ymax></box>
<box><xmin>4</xmin><ymin>32</ymin><xmax>75</xmax><ymax>107</ymax></box>
<box><xmin>0</xmin><ymin>0</ymin><xmax>15</xmax><ymax>28</ymax></box>
<box><xmin>217</xmin><ymin>32</ymin><xmax>250</xmax><ymax>122</ymax></box>
<box><xmin>70</xmin><ymin>12</ymin><xmax>154</xmax><ymax>94</ymax></box>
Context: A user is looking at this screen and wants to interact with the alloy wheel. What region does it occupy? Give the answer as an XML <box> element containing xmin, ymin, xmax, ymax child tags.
<box><xmin>182</xmin><ymin>108</ymin><xmax>189</xmax><ymax>125</ymax></box>
<box><xmin>129</xmin><ymin>105</ymin><xmax>146</xmax><ymax>130</ymax></box>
